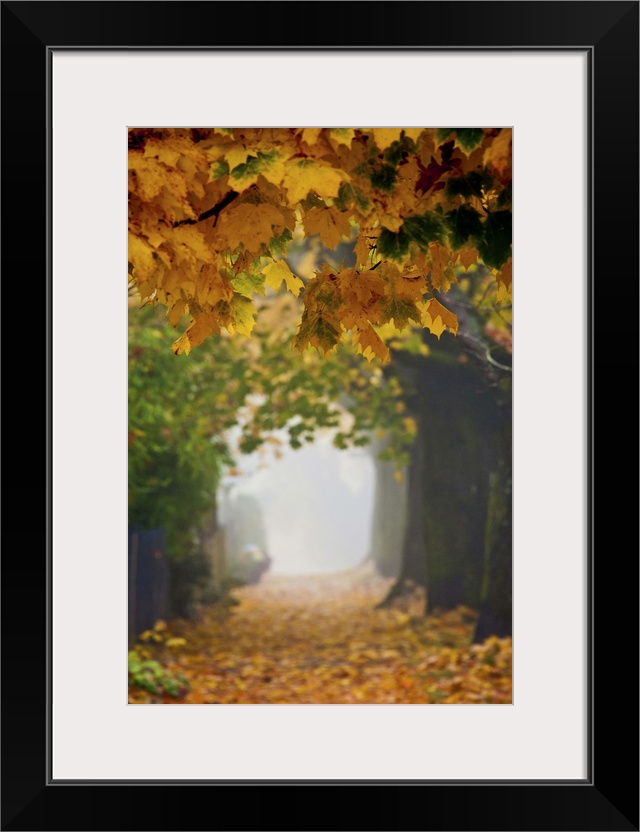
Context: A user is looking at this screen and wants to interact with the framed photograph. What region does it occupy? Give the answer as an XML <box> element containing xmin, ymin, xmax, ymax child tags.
<box><xmin>3</xmin><ymin>1</ymin><xmax>637</xmax><ymax>829</ymax></box>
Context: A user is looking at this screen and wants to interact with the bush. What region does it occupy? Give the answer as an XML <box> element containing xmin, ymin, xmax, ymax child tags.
<box><xmin>128</xmin><ymin>649</ymin><xmax>189</xmax><ymax>698</ymax></box>
<box><xmin>167</xmin><ymin>544</ymin><xmax>213</xmax><ymax>620</ymax></box>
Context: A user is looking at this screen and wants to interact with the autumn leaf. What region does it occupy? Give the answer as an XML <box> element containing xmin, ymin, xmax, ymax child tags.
<box><xmin>129</xmin><ymin>127</ymin><xmax>511</xmax><ymax>356</ymax></box>
<box><xmin>445</xmin><ymin>205</ymin><xmax>484</xmax><ymax>250</ymax></box>
<box><xmin>354</xmin><ymin>230</ymin><xmax>377</xmax><ymax>267</ymax></box>
<box><xmin>422</xmin><ymin>297</ymin><xmax>459</xmax><ymax>338</ymax></box>
<box><xmin>337</xmin><ymin>268</ymin><xmax>385</xmax><ymax>307</ymax></box>
<box><xmin>371</xmin><ymin>127</ymin><xmax>423</xmax><ymax>151</ymax></box>
<box><xmin>129</xmin><ymin>572</ymin><xmax>511</xmax><ymax>705</ymax></box>
<box><xmin>167</xmin><ymin>301</ymin><xmax>188</xmax><ymax>327</ymax></box>
<box><xmin>381</xmin><ymin>297</ymin><xmax>421</xmax><ymax>331</ymax></box>
<box><xmin>282</xmin><ymin>159</ymin><xmax>346</xmax><ymax>204</ymax></box>
<box><xmin>303</xmin><ymin>207</ymin><xmax>352</xmax><ymax>249</ymax></box>
<box><xmin>376</xmin><ymin>227</ymin><xmax>410</xmax><ymax>261</ymax></box>
<box><xmin>428</xmin><ymin>242</ymin><xmax>457</xmax><ymax>292</ymax></box>
<box><xmin>129</xmin><ymin>232</ymin><xmax>157</xmax><ymax>283</ymax></box>
<box><xmin>497</xmin><ymin>257</ymin><xmax>512</xmax><ymax>292</ymax></box>
<box><xmin>168</xmin><ymin>225</ymin><xmax>215</xmax><ymax>266</ymax></box>
<box><xmin>354</xmin><ymin>325</ymin><xmax>390</xmax><ymax>363</ymax></box>
<box><xmin>459</xmin><ymin>246</ymin><xmax>479</xmax><ymax>271</ymax></box>
<box><xmin>261</xmin><ymin>260</ymin><xmax>304</xmax><ymax>297</ymax></box>
<box><xmin>129</xmin><ymin>153</ymin><xmax>189</xmax><ymax>204</ymax></box>
<box><xmin>172</xmin><ymin>313</ymin><xmax>221</xmax><ymax>355</ymax></box>
<box><xmin>437</xmin><ymin>128</ymin><xmax>485</xmax><ymax>154</ymax></box>
<box><xmin>231</xmin><ymin>271</ymin><xmax>266</xmax><ymax>298</ymax></box>
<box><xmin>329</xmin><ymin>128</ymin><xmax>356</xmax><ymax>147</ymax></box>
<box><xmin>227</xmin><ymin>294</ymin><xmax>257</xmax><ymax>337</ymax></box>
<box><xmin>483</xmin><ymin>128</ymin><xmax>512</xmax><ymax>181</ymax></box>
<box><xmin>216</xmin><ymin>202</ymin><xmax>288</xmax><ymax>254</ymax></box>
<box><xmin>402</xmin><ymin>212</ymin><xmax>447</xmax><ymax>249</ymax></box>
<box><xmin>294</xmin><ymin>313</ymin><xmax>341</xmax><ymax>357</ymax></box>
<box><xmin>478</xmin><ymin>210</ymin><xmax>512</xmax><ymax>270</ymax></box>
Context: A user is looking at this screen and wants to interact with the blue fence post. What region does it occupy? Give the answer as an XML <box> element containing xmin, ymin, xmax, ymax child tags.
<box><xmin>128</xmin><ymin>526</ymin><xmax>168</xmax><ymax>644</ymax></box>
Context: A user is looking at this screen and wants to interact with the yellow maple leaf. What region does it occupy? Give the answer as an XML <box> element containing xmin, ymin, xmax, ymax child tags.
<box><xmin>165</xmin><ymin>637</ymin><xmax>187</xmax><ymax>648</ymax></box>
<box><xmin>354</xmin><ymin>325</ymin><xmax>390</xmax><ymax>363</ymax></box>
<box><xmin>227</xmin><ymin>294</ymin><xmax>257</xmax><ymax>337</ymax></box>
<box><xmin>129</xmin><ymin>154</ymin><xmax>189</xmax><ymax>204</ymax></box>
<box><xmin>303</xmin><ymin>207</ymin><xmax>352</xmax><ymax>249</ymax></box>
<box><xmin>216</xmin><ymin>202</ymin><xmax>285</xmax><ymax>253</ymax></box>
<box><xmin>167</xmin><ymin>301</ymin><xmax>188</xmax><ymax>327</ymax></box>
<box><xmin>422</xmin><ymin>298</ymin><xmax>459</xmax><ymax>338</ymax></box>
<box><xmin>370</xmin><ymin>127</ymin><xmax>424</xmax><ymax>150</ymax></box>
<box><xmin>338</xmin><ymin>268</ymin><xmax>385</xmax><ymax>307</ymax></box>
<box><xmin>143</xmin><ymin>138</ymin><xmax>182</xmax><ymax>168</ymax></box>
<box><xmin>257</xmin><ymin>155</ymin><xmax>288</xmax><ymax>189</ymax></box>
<box><xmin>169</xmin><ymin>226</ymin><xmax>215</xmax><ymax>266</ymax></box>
<box><xmin>129</xmin><ymin>233</ymin><xmax>157</xmax><ymax>283</ymax></box>
<box><xmin>194</xmin><ymin>267</ymin><xmax>234</xmax><ymax>307</ymax></box>
<box><xmin>496</xmin><ymin>257</ymin><xmax>512</xmax><ymax>292</ymax></box>
<box><xmin>172</xmin><ymin>313</ymin><xmax>221</xmax><ymax>355</ymax></box>
<box><xmin>329</xmin><ymin>128</ymin><xmax>355</xmax><ymax>147</ymax></box>
<box><xmin>282</xmin><ymin>159</ymin><xmax>346</xmax><ymax>204</ymax></box>
<box><xmin>261</xmin><ymin>260</ymin><xmax>304</xmax><ymax>297</ymax></box>
<box><xmin>301</xmin><ymin>127</ymin><xmax>322</xmax><ymax>146</ymax></box>
<box><xmin>428</xmin><ymin>242</ymin><xmax>457</xmax><ymax>292</ymax></box>
<box><xmin>459</xmin><ymin>246</ymin><xmax>479</xmax><ymax>271</ymax></box>
<box><xmin>224</xmin><ymin>144</ymin><xmax>255</xmax><ymax>171</ymax></box>
<box><xmin>483</xmin><ymin>128</ymin><xmax>512</xmax><ymax>180</ymax></box>
<box><xmin>354</xmin><ymin>232</ymin><xmax>377</xmax><ymax>268</ymax></box>
<box><xmin>496</xmin><ymin>282</ymin><xmax>511</xmax><ymax>303</ymax></box>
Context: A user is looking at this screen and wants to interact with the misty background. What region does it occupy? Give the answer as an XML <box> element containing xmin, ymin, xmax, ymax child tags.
<box><xmin>219</xmin><ymin>428</ymin><xmax>376</xmax><ymax>574</ymax></box>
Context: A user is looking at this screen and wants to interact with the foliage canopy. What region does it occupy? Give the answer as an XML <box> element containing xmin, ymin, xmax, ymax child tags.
<box><xmin>129</xmin><ymin>127</ymin><xmax>512</xmax><ymax>362</ymax></box>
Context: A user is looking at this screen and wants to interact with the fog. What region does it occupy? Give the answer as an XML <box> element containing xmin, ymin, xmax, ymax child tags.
<box><xmin>219</xmin><ymin>430</ymin><xmax>376</xmax><ymax>574</ymax></box>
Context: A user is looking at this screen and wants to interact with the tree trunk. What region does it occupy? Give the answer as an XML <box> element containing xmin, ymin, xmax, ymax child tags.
<box><xmin>377</xmin><ymin>334</ymin><xmax>504</xmax><ymax>615</ymax></box>
<box><xmin>376</xmin><ymin>423</ymin><xmax>427</xmax><ymax>607</ymax></box>
<box><xmin>474</xmin><ymin>392</ymin><xmax>512</xmax><ymax>642</ymax></box>
<box><xmin>367</xmin><ymin>441</ymin><xmax>408</xmax><ymax>579</ymax></box>
<box><xmin>419</xmin><ymin>352</ymin><xmax>501</xmax><ymax>611</ymax></box>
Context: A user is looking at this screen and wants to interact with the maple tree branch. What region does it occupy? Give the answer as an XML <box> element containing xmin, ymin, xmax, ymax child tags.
<box><xmin>433</xmin><ymin>288</ymin><xmax>504</xmax><ymax>384</ymax></box>
<box><xmin>171</xmin><ymin>190</ymin><xmax>239</xmax><ymax>228</ymax></box>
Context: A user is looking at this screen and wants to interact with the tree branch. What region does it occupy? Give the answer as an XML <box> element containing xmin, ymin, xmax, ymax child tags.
<box><xmin>171</xmin><ymin>191</ymin><xmax>239</xmax><ymax>228</ymax></box>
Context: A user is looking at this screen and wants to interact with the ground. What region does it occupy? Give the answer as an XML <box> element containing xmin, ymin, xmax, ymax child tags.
<box><xmin>128</xmin><ymin>565</ymin><xmax>512</xmax><ymax>704</ymax></box>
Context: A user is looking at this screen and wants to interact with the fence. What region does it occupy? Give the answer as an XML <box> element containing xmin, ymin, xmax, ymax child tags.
<box><xmin>128</xmin><ymin>526</ymin><xmax>168</xmax><ymax>644</ymax></box>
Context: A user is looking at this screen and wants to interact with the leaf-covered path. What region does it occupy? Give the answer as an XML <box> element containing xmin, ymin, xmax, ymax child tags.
<box><xmin>129</xmin><ymin>566</ymin><xmax>512</xmax><ymax>704</ymax></box>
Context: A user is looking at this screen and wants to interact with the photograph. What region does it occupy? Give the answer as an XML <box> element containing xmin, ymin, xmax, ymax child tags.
<box><xmin>127</xmin><ymin>126</ymin><xmax>513</xmax><ymax>704</ymax></box>
<box><xmin>4</xmin><ymin>0</ymin><xmax>634</xmax><ymax>824</ymax></box>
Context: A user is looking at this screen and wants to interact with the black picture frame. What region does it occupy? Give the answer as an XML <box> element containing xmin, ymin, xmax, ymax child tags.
<box><xmin>2</xmin><ymin>2</ymin><xmax>638</xmax><ymax>830</ymax></box>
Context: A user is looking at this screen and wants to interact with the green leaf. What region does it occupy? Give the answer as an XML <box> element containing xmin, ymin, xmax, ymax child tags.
<box><xmin>377</xmin><ymin>227</ymin><xmax>410</xmax><ymax>260</ymax></box>
<box><xmin>445</xmin><ymin>206</ymin><xmax>484</xmax><ymax>249</ymax></box>
<box><xmin>211</xmin><ymin>160</ymin><xmax>229</xmax><ymax>180</ymax></box>
<box><xmin>382</xmin><ymin>297</ymin><xmax>421</xmax><ymax>331</ymax></box>
<box><xmin>231</xmin><ymin>271</ymin><xmax>266</xmax><ymax>298</ymax></box>
<box><xmin>370</xmin><ymin>164</ymin><xmax>398</xmax><ymax>193</ymax></box>
<box><xmin>403</xmin><ymin>212</ymin><xmax>447</xmax><ymax>249</ymax></box>
<box><xmin>335</xmin><ymin>182</ymin><xmax>370</xmax><ymax>213</ymax></box>
<box><xmin>383</xmin><ymin>134</ymin><xmax>416</xmax><ymax>167</ymax></box>
<box><xmin>437</xmin><ymin>128</ymin><xmax>485</xmax><ymax>153</ymax></box>
<box><xmin>309</xmin><ymin>316</ymin><xmax>341</xmax><ymax>355</ymax></box>
<box><xmin>229</xmin><ymin>150</ymin><xmax>278</xmax><ymax>183</ymax></box>
<box><xmin>497</xmin><ymin>182</ymin><xmax>512</xmax><ymax>210</ymax></box>
<box><xmin>453</xmin><ymin>128</ymin><xmax>485</xmax><ymax>152</ymax></box>
<box><xmin>445</xmin><ymin>172</ymin><xmax>492</xmax><ymax>200</ymax></box>
<box><xmin>229</xmin><ymin>294</ymin><xmax>257</xmax><ymax>337</ymax></box>
<box><xmin>478</xmin><ymin>210</ymin><xmax>512</xmax><ymax>269</ymax></box>
<box><xmin>436</xmin><ymin>128</ymin><xmax>454</xmax><ymax>143</ymax></box>
<box><xmin>268</xmin><ymin>228</ymin><xmax>293</xmax><ymax>257</ymax></box>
